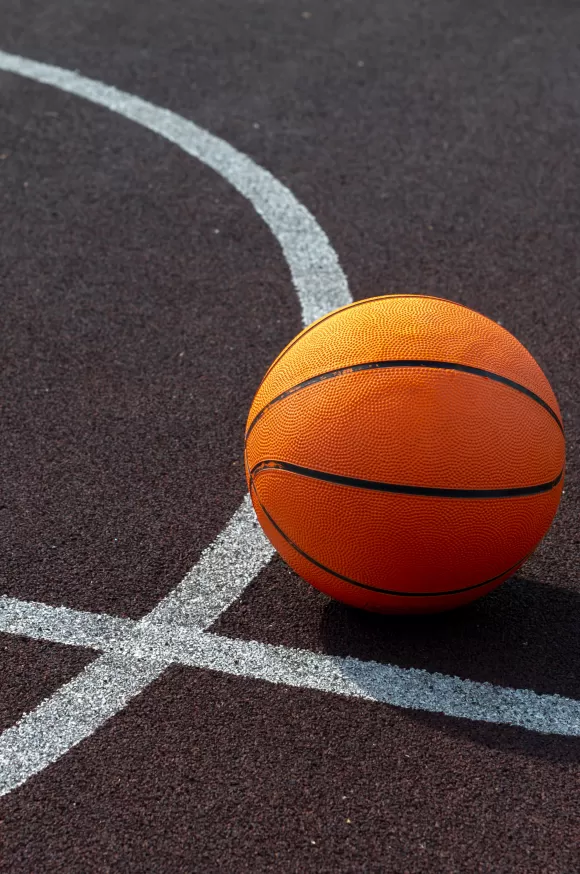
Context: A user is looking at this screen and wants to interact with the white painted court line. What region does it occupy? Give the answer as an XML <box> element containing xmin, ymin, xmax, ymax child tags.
<box><xmin>0</xmin><ymin>49</ymin><xmax>351</xmax><ymax>796</ymax></box>
<box><xmin>123</xmin><ymin>627</ymin><xmax>580</xmax><ymax>739</ymax></box>
<box><xmin>1</xmin><ymin>597</ymin><xmax>579</xmax><ymax>765</ymax></box>
<box><xmin>0</xmin><ymin>596</ymin><xmax>132</xmax><ymax>647</ymax></box>
<box><xmin>0</xmin><ymin>652</ymin><xmax>171</xmax><ymax>798</ymax></box>
<box><xmin>0</xmin><ymin>500</ymin><xmax>274</xmax><ymax>637</ymax></box>
<box><xmin>145</xmin><ymin>494</ymin><xmax>275</xmax><ymax>629</ymax></box>
<box><xmin>0</xmin><ymin>50</ymin><xmax>351</xmax><ymax>328</ymax></box>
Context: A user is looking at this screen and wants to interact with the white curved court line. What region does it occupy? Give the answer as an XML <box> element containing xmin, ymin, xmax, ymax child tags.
<box><xmin>0</xmin><ymin>49</ymin><xmax>349</xmax><ymax>796</ymax></box>
<box><xmin>0</xmin><ymin>50</ymin><xmax>350</xmax><ymax>327</ymax></box>
<box><xmin>145</xmin><ymin>494</ymin><xmax>274</xmax><ymax>628</ymax></box>
<box><xmin>0</xmin><ymin>652</ymin><xmax>172</xmax><ymax>796</ymax></box>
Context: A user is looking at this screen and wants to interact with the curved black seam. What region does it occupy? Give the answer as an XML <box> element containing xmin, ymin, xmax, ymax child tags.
<box><xmin>251</xmin><ymin>460</ymin><xmax>564</xmax><ymax>499</ymax></box>
<box><xmin>254</xmin><ymin>294</ymin><xmax>467</xmax><ymax>397</ymax></box>
<box><xmin>250</xmin><ymin>481</ymin><xmax>526</xmax><ymax>597</ymax></box>
<box><xmin>254</xmin><ymin>295</ymin><xmax>404</xmax><ymax>391</ymax></box>
<box><xmin>246</xmin><ymin>359</ymin><xmax>563</xmax><ymax>440</ymax></box>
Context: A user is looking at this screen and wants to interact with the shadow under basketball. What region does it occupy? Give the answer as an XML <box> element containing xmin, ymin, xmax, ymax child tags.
<box><xmin>319</xmin><ymin>573</ymin><xmax>580</xmax><ymax>701</ymax></box>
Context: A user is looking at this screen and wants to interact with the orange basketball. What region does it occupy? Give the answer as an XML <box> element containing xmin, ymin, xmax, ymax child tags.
<box><xmin>245</xmin><ymin>295</ymin><xmax>565</xmax><ymax>613</ymax></box>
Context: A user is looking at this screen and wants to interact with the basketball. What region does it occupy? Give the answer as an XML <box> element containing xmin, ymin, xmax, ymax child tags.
<box><xmin>245</xmin><ymin>295</ymin><xmax>565</xmax><ymax>613</ymax></box>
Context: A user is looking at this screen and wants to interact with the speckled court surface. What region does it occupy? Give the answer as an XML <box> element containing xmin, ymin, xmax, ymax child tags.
<box><xmin>0</xmin><ymin>1</ymin><xmax>579</xmax><ymax>871</ymax></box>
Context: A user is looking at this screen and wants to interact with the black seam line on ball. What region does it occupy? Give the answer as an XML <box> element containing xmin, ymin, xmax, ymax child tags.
<box><xmin>253</xmin><ymin>295</ymin><xmax>463</xmax><ymax>396</ymax></box>
<box><xmin>251</xmin><ymin>460</ymin><xmax>564</xmax><ymax>499</ymax></box>
<box><xmin>250</xmin><ymin>481</ymin><xmax>526</xmax><ymax>597</ymax></box>
<box><xmin>255</xmin><ymin>296</ymin><xmax>412</xmax><ymax>390</ymax></box>
<box><xmin>246</xmin><ymin>359</ymin><xmax>564</xmax><ymax>440</ymax></box>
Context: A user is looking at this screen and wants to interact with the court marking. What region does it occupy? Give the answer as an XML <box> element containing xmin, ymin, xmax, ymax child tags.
<box><xmin>0</xmin><ymin>594</ymin><xmax>578</xmax><ymax>794</ymax></box>
<box><xmin>0</xmin><ymin>48</ymin><xmax>348</xmax><ymax>796</ymax></box>
<box><xmin>0</xmin><ymin>50</ymin><xmax>576</xmax><ymax>798</ymax></box>
<box><xmin>0</xmin><ymin>50</ymin><xmax>351</xmax><ymax>328</ymax></box>
<box><xmin>145</xmin><ymin>494</ymin><xmax>275</xmax><ymax>629</ymax></box>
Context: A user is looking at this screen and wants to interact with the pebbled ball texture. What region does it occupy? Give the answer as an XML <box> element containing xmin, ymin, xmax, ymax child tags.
<box><xmin>245</xmin><ymin>295</ymin><xmax>565</xmax><ymax>613</ymax></box>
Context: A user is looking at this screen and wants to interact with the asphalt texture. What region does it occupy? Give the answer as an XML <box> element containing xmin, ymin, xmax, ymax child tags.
<box><xmin>0</xmin><ymin>0</ymin><xmax>579</xmax><ymax>871</ymax></box>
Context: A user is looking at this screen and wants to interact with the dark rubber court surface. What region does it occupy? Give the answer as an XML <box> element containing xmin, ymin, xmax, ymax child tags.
<box><xmin>0</xmin><ymin>0</ymin><xmax>579</xmax><ymax>870</ymax></box>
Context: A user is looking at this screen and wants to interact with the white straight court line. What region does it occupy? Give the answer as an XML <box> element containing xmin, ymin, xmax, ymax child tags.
<box><xmin>0</xmin><ymin>49</ymin><xmax>350</xmax><ymax>797</ymax></box>
<box><xmin>1</xmin><ymin>597</ymin><xmax>579</xmax><ymax>759</ymax></box>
